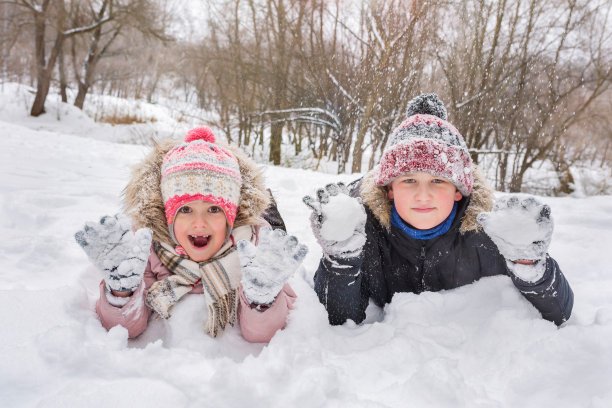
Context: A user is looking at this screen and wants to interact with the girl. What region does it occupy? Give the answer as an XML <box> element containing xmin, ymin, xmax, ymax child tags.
<box><xmin>76</xmin><ymin>127</ymin><xmax>306</xmax><ymax>342</ymax></box>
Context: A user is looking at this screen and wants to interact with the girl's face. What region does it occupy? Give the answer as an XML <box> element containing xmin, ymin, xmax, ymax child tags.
<box><xmin>387</xmin><ymin>172</ymin><xmax>462</xmax><ymax>230</ymax></box>
<box><xmin>173</xmin><ymin>200</ymin><xmax>228</xmax><ymax>262</ymax></box>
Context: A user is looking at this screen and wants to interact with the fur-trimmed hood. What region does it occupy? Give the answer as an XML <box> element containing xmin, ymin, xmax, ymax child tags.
<box><xmin>359</xmin><ymin>164</ymin><xmax>494</xmax><ymax>233</ymax></box>
<box><xmin>122</xmin><ymin>139</ymin><xmax>271</xmax><ymax>247</ymax></box>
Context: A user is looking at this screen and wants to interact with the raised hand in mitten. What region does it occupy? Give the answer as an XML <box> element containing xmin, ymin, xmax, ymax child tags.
<box><xmin>75</xmin><ymin>213</ymin><xmax>152</xmax><ymax>295</ymax></box>
<box><xmin>303</xmin><ymin>182</ymin><xmax>367</xmax><ymax>259</ymax></box>
<box><xmin>477</xmin><ymin>195</ymin><xmax>553</xmax><ymax>282</ymax></box>
<box><xmin>238</xmin><ymin>227</ymin><xmax>308</xmax><ymax>307</ymax></box>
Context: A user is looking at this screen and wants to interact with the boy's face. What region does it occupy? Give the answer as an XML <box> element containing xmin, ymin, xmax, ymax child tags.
<box><xmin>173</xmin><ymin>200</ymin><xmax>228</xmax><ymax>262</ymax></box>
<box><xmin>387</xmin><ymin>172</ymin><xmax>462</xmax><ymax>230</ymax></box>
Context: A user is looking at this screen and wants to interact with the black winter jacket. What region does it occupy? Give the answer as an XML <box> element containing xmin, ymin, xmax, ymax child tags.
<box><xmin>313</xmin><ymin>170</ymin><xmax>574</xmax><ymax>327</ymax></box>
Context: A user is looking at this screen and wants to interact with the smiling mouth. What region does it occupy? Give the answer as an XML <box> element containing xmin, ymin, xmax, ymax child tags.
<box><xmin>413</xmin><ymin>208</ymin><xmax>435</xmax><ymax>213</ymax></box>
<box><xmin>189</xmin><ymin>235</ymin><xmax>210</xmax><ymax>248</ymax></box>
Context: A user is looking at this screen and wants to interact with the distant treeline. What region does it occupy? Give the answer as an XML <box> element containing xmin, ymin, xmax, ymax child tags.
<box><xmin>2</xmin><ymin>0</ymin><xmax>611</xmax><ymax>193</ymax></box>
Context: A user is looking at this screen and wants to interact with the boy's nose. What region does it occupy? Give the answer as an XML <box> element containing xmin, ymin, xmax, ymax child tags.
<box><xmin>415</xmin><ymin>184</ymin><xmax>431</xmax><ymax>199</ymax></box>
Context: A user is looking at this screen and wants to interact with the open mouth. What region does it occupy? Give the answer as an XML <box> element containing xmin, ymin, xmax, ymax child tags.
<box><xmin>189</xmin><ymin>235</ymin><xmax>210</xmax><ymax>248</ymax></box>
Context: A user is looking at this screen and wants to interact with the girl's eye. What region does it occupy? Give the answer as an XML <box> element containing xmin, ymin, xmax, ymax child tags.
<box><xmin>402</xmin><ymin>178</ymin><xmax>415</xmax><ymax>183</ymax></box>
<box><xmin>209</xmin><ymin>206</ymin><xmax>222</xmax><ymax>213</ymax></box>
<box><xmin>179</xmin><ymin>206</ymin><xmax>192</xmax><ymax>213</ymax></box>
<box><xmin>432</xmin><ymin>179</ymin><xmax>446</xmax><ymax>184</ymax></box>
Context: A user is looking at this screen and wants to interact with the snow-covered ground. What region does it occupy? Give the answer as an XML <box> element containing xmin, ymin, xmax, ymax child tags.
<box><xmin>1</xmin><ymin>84</ymin><xmax>612</xmax><ymax>407</ymax></box>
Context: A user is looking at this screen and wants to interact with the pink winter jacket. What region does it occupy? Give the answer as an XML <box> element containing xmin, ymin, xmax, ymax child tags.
<box><xmin>96</xmin><ymin>248</ymin><xmax>296</xmax><ymax>343</ymax></box>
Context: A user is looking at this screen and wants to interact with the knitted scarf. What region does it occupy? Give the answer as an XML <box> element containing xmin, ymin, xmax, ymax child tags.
<box><xmin>391</xmin><ymin>201</ymin><xmax>458</xmax><ymax>240</ymax></box>
<box><xmin>145</xmin><ymin>225</ymin><xmax>254</xmax><ymax>337</ymax></box>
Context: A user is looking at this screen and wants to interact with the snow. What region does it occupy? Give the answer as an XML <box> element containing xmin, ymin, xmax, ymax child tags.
<box><xmin>75</xmin><ymin>213</ymin><xmax>151</xmax><ymax>294</ymax></box>
<box><xmin>1</xmin><ymin>85</ymin><xmax>612</xmax><ymax>407</ymax></box>
<box><xmin>319</xmin><ymin>194</ymin><xmax>365</xmax><ymax>242</ymax></box>
<box><xmin>477</xmin><ymin>195</ymin><xmax>555</xmax><ymax>282</ymax></box>
<box><xmin>239</xmin><ymin>227</ymin><xmax>308</xmax><ymax>306</ymax></box>
<box><xmin>481</xmin><ymin>205</ymin><xmax>546</xmax><ymax>255</ymax></box>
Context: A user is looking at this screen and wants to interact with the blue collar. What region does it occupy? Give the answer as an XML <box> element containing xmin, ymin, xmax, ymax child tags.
<box><xmin>391</xmin><ymin>201</ymin><xmax>458</xmax><ymax>240</ymax></box>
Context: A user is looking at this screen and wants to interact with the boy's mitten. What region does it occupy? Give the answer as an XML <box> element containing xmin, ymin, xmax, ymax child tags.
<box><xmin>238</xmin><ymin>227</ymin><xmax>308</xmax><ymax>306</ymax></box>
<box><xmin>477</xmin><ymin>196</ymin><xmax>553</xmax><ymax>282</ymax></box>
<box><xmin>303</xmin><ymin>183</ymin><xmax>367</xmax><ymax>259</ymax></box>
<box><xmin>75</xmin><ymin>213</ymin><xmax>152</xmax><ymax>294</ymax></box>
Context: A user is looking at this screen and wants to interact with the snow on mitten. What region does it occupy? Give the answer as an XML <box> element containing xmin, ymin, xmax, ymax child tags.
<box><xmin>477</xmin><ymin>195</ymin><xmax>553</xmax><ymax>282</ymax></box>
<box><xmin>238</xmin><ymin>227</ymin><xmax>308</xmax><ymax>306</ymax></box>
<box><xmin>303</xmin><ymin>182</ymin><xmax>367</xmax><ymax>259</ymax></box>
<box><xmin>75</xmin><ymin>213</ymin><xmax>152</xmax><ymax>295</ymax></box>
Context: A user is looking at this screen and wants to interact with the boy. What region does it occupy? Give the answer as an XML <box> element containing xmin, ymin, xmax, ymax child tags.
<box><xmin>304</xmin><ymin>94</ymin><xmax>573</xmax><ymax>326</ymax></box>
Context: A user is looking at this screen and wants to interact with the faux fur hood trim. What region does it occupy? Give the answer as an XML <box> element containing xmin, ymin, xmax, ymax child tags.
<box><xmin>122</xmin><ymin>139</ymin><xmax>271</xmax><ymax>247</ymax></box>
<box><xmin>359</xmin><ymin>164</ymin><xmax>494</xmax><ymax>233</ymax></box>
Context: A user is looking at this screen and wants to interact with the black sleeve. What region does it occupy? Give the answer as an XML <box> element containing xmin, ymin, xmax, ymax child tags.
<box><xmin>313</xmin><ymin>253</ymin><xmax>369</xmax><ymax>325</ymax></box>
<box><xmin>474</xmin><ymin>233</ymin><xmax>573</xmax><ymax>326</ymax></box>
<box><xmin>510</xmin><ymin>256</ymin><xmax>574</xmax><ymax>326</ymax></box>
<box><xmin>261</xmin><ymin>189</ymin><xmax>287</xmax><ymax>232</ymax></box>
<box><xmin>313</xmin><ymin>177</ymin><xmax>380</xmax><ymax>325</ymax></box>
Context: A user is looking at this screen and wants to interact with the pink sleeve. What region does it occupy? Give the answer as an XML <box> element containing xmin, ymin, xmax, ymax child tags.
<box><xmin>95</xmin><ymin>249</ymin><xmax>170</xmax><ymax>339</ymax></box>
<box><xmin>95</xmin><ymin>280</ymin><xmax>151</xmax><ymax>338</ymax></box>
<box><xmin>238</xmin><ymin>283</ymin><xmax>297</xmax><ymax>343</ymax></box>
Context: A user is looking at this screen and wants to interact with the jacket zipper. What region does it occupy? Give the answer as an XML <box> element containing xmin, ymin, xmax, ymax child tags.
<box><xmin>417</xmin><ymin>245</ymin><xmax>426</xmax><ymax>293</ymax></box>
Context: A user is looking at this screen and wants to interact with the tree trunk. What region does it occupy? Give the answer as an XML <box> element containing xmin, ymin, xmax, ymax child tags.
<box><xmin>30</xmin><ymin>0</ymin><xmax>63</xmax><ymax>117</ymax></box>
<box><xmin>146</xmin><ymin>74</ymin><xmax>159</xmax><ymax>103</ymax></box>
<box><xmin>74</xmin><ymin>13</ymin><xmax>105</xmax><ymax>110</ymax></box>
<box><xmin>498</xmin><ymin>152</ymin><xmax>508</xmax><ymax>191</ymax></box>
<box><xmin>338</xmin><ymin>122</ymin><xmax>355</xmax><ymax>174</ymax></box>
<box><xmin>351</xmin><ymin>92</ymin><xmax>377</xmax><ymax>173</ymax></box>
<box><xmin>73</xmin><ymin>44</ymin><xmax>101</xmax><ymax>110</ymax></box>
<box><xmin>557</xmin><ymin>165</ymin><xmax>575</xmax><ymax>195</ymax></box>
<box><xmin>508</xmin><ymin>170</ymin><xmax>525</xmax><ymax>193</ymax></box>
<box><xmin>30</xmin><ymin>75</ymin><xmax>51</xmax><ymax>117</ymax></box>
<box><xmin>74</xmin><ymin>81</ymin><xmax>90</xmax><ymax>110</ymax></box>
<box><xmin>337</xmin><ymin>133</ymin><xmax>347</xmax><ymax>174</ymax></box>
<box><xmin>30</xmin><ymin>7</ymin><xmax>51</xmax><ymax>116</ymax></box>
<box><xmin>556</xmin><ymin>149</ymin><xmax>575</xmax><ymax>195</ymax></box>
<box><xmin>58</xmin><ymin>44</ymin><xmax>68</xmax><ymax>103</ymax></box>
<box><xmin>269</xmin><ymin>121</ymin><xmax>283</xmax><ymax>164</ymax></box>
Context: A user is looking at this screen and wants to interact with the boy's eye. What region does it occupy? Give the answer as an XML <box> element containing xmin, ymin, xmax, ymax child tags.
<box><xmin>402</xmin><ymin>178</ymin><xmax>415</xmax><ymax>183</ymax></box>
<box><xmin>179</xmin><ymin>206</ymin><xmax>192</xmax><ymax>213</ymax></box>
<box><xmin>432</xmin><ymin>178</ymin><xmax>446</xmax><ymax>184</ymax></box>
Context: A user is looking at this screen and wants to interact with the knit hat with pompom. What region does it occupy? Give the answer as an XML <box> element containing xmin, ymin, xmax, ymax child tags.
<box><xmin>375</xmin><ymin>93</ymin><xmax>473</xmax><ymax>196</ymax></box>
<box><xmin>161</xmin><ymin>127</ymin><xmax>242</xmax><ymax>242</ymax></box>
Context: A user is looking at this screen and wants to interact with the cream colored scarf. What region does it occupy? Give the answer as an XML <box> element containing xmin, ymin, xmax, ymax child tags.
<box><xmin>145</xmin><ymin>225</ymin><xmax>254</xmax><ymax>337</ymax></box>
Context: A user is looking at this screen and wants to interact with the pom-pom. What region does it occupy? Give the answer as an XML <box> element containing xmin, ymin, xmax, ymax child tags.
<box><xmin>185</xmin><ymin>126</ymin><xmax>216</xmax><ymax>143</ymax></box>
<box><xmin>406</xmin><ymin>93</ymin><xmax>447</xmax><ymax>120</ymax></box>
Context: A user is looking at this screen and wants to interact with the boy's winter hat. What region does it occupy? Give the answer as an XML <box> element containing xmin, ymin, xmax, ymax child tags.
<box><xmin>161</xmin><ymin>127</ymin><xmax>242</xmax><ymax>239</ymax></box>
<box><xmin>375</xmin><ymin>93</ymin><xmax>473</xmax><ymax>196</ymax></box>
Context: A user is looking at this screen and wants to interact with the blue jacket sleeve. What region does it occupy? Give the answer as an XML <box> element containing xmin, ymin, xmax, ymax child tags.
<box><xmin>313</xmin><ymin>253</ymin><xmax>369</xmax><ymax>325</ymax></box>
<box><xmin>510</xmin><ymin>256</ymin><xmax>574</xmax><ymax>326</ymax></box>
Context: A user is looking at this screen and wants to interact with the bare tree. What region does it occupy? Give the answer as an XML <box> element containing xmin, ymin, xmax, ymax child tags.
<box><xmin>262</xmin><ymin>0</ymin><xmax>298</xmax><ymax>164</ymax></box>
<box><xmin>1</xmin><ymin>1</ymin><xmax>31</xmax><ymax>83</ymax></box>
<box><xmin>282</xmin><ymin>0</ymin><xmax>359</xmax><ymax>172</ymax></box>
<box><xmin>7</xmin><ymin>0</ymin><xmax>114</xmax><ymax>116</ymax></box>
<box><xmin>70</xmin><ymin>0</ymin><xmax>172</xmax><ymax>109</ymax></box>
<box><xmin>503</xmin><ymin>0</ymin><xmax>612</xmax><ymax>192</ymax></box>
<box><xmin>435</xmin><ymin>0</ymin><xmax>612</xmax><ymax>192</ymax></box>
<box><xmin>204</xmin><ymin>0</ymin><xmax>267</xmax><ymax>145</ymax></box>
<box><xmin>349</xmin><ymin>0</ymin><xmax>437</xmax><ymax>172</ymax></box>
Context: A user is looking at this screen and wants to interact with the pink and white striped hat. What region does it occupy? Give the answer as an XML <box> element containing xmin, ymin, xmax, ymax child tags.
<box><xmin>161</xmin><ymin>127</ymin><xmax>242</xmax><ymax>240</ymax></box>
<box><xmin>376</xmin><ymin>94</ymin><xmax>473</xmax><ymax>196</ymax></box>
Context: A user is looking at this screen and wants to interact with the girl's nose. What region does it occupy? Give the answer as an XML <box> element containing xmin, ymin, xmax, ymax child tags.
<box><xmin>192</xmin><ymin>212</ymin><xmax>208</xmax><ymax>228</ymax></box>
